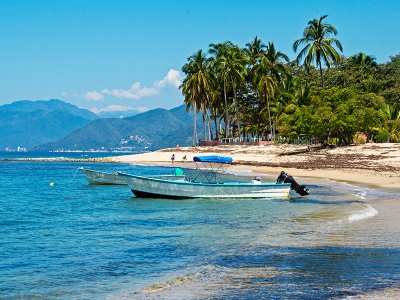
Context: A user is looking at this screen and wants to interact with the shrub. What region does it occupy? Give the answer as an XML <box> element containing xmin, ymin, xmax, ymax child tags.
<box><xmin>374</xmin><ymin>132</ymin><xmax>390</xmax><ymax>143</ymax></box>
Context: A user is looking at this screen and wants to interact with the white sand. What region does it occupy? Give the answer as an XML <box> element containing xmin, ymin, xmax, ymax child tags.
<box><xmin>103</xmin><ymin>143</ymin><xmax>400</xmax><ymax>191</ymax></box>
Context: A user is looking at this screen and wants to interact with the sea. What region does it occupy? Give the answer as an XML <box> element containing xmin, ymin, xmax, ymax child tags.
<box><xmin>1</xmin><ymin>152</ymin><xmax>399</xmax><ymax>299</ymax></box>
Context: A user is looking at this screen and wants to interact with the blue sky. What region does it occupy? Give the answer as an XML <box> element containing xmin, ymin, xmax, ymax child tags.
<box><xmin>0</xmin><ymin>0</ymin><xmax>399</xmax><ymax>114</ymax></box>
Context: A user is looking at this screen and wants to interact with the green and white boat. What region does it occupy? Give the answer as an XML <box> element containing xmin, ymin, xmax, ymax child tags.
<box><xmin>79</xmin><ymin>167</ymin><xmax>186</xmax><ymax>185</ymax></box>
<box><xmin>118</xmin><ymin>156</ymin><xmax>294</xmax><ymax>199</ymax></box>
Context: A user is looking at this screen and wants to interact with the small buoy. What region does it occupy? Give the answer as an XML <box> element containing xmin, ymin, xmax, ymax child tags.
<box><xmin>50</xmin><ymin>182</ymin><xmax>54</xmax><ymax>187</ymax></box>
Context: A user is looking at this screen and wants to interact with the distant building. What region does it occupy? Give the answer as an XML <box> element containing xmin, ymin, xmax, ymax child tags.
<box><xmin>4</xmin><ymin>146</ymin><xmax>27</xmax><ymax>152</ymax></box>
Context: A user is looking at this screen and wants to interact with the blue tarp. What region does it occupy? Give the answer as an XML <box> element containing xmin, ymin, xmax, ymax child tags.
<box><xmin>193</xmin><ymin>155</ymin><xmax>233</xmax><ymax>164</ymax></box>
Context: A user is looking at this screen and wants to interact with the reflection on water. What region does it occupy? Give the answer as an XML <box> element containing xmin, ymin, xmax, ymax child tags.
<box><xmin>0</xmin><ymin>161</ymin><xmax>399</xmax><ymax>299</ymax></box>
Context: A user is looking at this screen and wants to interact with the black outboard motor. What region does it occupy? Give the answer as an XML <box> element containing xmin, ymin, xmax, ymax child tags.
<box><xmin>277</xmin><ymin>171</ymin><xmax>309</xmax><ymax>196</ymax></box>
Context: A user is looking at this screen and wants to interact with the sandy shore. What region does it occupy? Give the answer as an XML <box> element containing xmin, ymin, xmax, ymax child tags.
<box><xmin>104</xmin><ymin>143</ymin><xmax>400</xmax><ymax>191</ymax></box>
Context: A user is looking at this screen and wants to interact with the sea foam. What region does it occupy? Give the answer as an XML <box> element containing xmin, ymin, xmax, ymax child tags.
<box><xmin>348</xmin><ymin>204</ymin><xmax>378</xmax><ymax>222</ymax></box>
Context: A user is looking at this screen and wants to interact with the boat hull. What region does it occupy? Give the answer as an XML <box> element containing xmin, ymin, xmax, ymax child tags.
<box><xmin>79</xmin><ymin>168</ymin><xmax>127</xmax><ymax>185</ymax></box>
<box><xmin>118</xmin><ymin>173</ymin><xmax>291</xmax><ymax>199</ymax></box>
<box><xmin>79</xmin><ymin>168</ymin><xmax>186</xmax><ymax>185</ymax></box>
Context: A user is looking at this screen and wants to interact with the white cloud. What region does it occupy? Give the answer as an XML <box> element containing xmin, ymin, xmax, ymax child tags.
<box><xmin>154</xmin><ymin>69</ymin><xmax>182</xmax><ymax>89</ymax></box>
<box><xmin>77</xmin><ymin>69</ymin><xmax>182</xmax><ymax>101</ymax></box>
<box><xmin>90</xmin><ymin>105</ymin><xmax>149</xmax><ymax>114</ymax></box>
<box><xmin>101</xmin><ymin>82</ymin><xmax>158</xmax><ymax>99</ymax></box>
<box><xmin>135</xmin><ymin>106</ymin><xmax>149</xmax><ymax>113</ymax></box>
<box><xmin>84</xmin><ymin>90</ymin><xmax>104</xmax><ymax>101</ymax></box>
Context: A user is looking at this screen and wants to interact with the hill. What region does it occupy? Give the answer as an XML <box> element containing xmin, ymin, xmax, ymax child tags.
<box><xmin>0</xmin><ymin>99</ymin><xmax>98</xmax><ymax>150</ymax></box>
<box><xmin>36</xmin><ymin>105</ymin><xmax>206</xmax><ymax>151</ymax></box>
<box><xmin>97</xmin><ymin>110</ymin><xmax>139</xmax><ymax>118</ymax></box>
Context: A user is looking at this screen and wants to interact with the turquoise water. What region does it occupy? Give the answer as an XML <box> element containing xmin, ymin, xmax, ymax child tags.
<box><xmin>1</xmin><ymin>158</ymin><xmax>399</xmax><ymax>299</ymax></box>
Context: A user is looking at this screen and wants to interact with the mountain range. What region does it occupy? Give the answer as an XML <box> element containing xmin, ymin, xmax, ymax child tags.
<box><xmin>0</xmin><ymin>99</ymin><xmax>204</xmax><ymax>151</ymax></box>
<box><xmin>0</xmin><ymin>99</ymin><xmax>97</xmax><ymax>150</ymax></box>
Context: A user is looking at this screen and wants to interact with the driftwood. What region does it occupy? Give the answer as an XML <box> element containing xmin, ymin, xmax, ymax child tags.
<box><xmin>278</xmin><ymin>147</ymin><xmax>310</xmax><ymax>156</ymax></box>
<box><xmin>278</xmin><ymin>144</ymin><xmax>326</xmax><ymax>156</ymax></box>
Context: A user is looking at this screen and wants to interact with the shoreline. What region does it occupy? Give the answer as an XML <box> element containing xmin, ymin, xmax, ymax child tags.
<box><xmin>3</xmin><ymin>143</ymin><xmax>399</xmax><ymax>191</ymax></box>
<box><xmin>104</xmin><ymin>143</ymin><xmax>400</xmax><ymax>192</ymax></box>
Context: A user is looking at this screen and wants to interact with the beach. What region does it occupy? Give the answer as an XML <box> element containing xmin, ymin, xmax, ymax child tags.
<box><xmin>104</xmin><ymin>143</ymin><xmax>400</xmax><ymax>191</ymax></box>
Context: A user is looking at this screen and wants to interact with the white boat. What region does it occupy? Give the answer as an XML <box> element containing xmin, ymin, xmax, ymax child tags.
<box><xmin>79</xmin><ymin>168</ymin><xmax>186</xmax><ymax>185</ymax></box>
<box><xmin>118</xmin><ymin>156</ymin><xmax>295</xmax><ymax>199</ymax></box>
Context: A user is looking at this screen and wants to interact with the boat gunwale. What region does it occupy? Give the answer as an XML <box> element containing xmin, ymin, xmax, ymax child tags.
<box><xmin>117</xmin><ymin>172</ymin><xmax>291</xmax><ymax>187</ymax></box>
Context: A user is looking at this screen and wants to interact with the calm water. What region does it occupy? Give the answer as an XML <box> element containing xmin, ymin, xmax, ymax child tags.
<box><xmin>0</xmin><ymin>157</ymin><xmax>399</xmax><ymax>299</ymax></box>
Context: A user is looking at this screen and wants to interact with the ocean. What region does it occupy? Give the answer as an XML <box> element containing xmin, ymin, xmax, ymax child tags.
<box><xmin>1</xmin><ymin>153</ymin><xmax>399</xmax><ymax>299</ymax></box>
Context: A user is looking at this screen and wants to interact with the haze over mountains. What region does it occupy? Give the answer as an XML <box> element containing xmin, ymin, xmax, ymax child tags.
<box><xmin>0</xmin><ymin>99</ymin><xmax>202</xmax><ymax>152</ymax></box>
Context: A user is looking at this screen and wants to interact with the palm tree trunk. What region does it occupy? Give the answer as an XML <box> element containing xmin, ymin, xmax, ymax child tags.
<box><xmin>207</xmin><ymin>112</ymin><xmax>213</xmax><ymax>140</ymax></box>
<box><xmin>272</xmin><ymin>119</ymin><xmax>276</xmax><ymax>142</ymax></box>
<box><xmin>265</xmin><ymin>93</ymin><xmax>273</xmax><ymax>142</ymax></box>
<box><xmin>193</xmin><ymin>101</ymin><xmax>197</xmax><ymax>146</ymax></box>
<box><xmin>318</xmin><ymin>60</ymin><xmax>325</xmax><ymax>89</ymax></box>
<box><xmin>231</xmin><ymin>78</ymin><xmax>241</xmax><ymax>139</ymax></box>
<box><xmin>213</xmin><ymin>109</ymin><xmax>219</xmax><ymax>141</ymax></box>
<box><xmin>202</xmin><ymin>111</ymin><xmax>206</xmax><ymax>141</ymax></box>
<box><xmin>223</xmin><ymin>80</ymin><xmax>229</xmax><ymax>138</ymax></box>
<box><xmin>256</xmin><ymin>92</ymin><xmax>261</xmax><ymax>139</ymax></box>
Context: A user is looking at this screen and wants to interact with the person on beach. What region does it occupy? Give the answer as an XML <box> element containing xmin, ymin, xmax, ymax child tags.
<box><xmin>182</xmin><ymin>155</ymin><xmax>187</xmax><ymax>162</ymax></box>
<box><xmin>171</xmin><ymin>153</ymin><xmax>175</xmax><ymax>164</ymax></box>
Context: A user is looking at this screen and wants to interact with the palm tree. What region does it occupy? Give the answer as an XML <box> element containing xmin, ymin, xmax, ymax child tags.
<box><xmin>245</xmin><ymin>37</ymin><xmax>266</xmax><ymax>138</ymax></box>
<box><xmin>181</xmin><ymin>49</ymin><xmax>212</xmax><ymax>145</ymax></box>
<box><xmin>380</xmin><ymin>104</ymin><xmax>400</xmax><ymax>142</ymax></box>
<box><xmin>227</xmin><ymin>45</ymin><xmax>248</xmax><ymax>138</ymax></box>
<box><xmin>264</xmin><ymin>42</ymin><xmax>289</xmax><ymax>79</ymax></box>
<box><xmin>255</xmin><ymin>42</ymin><xmax>289</xmax><ymax>141</ymax></box>
<box><xmin>209</xmin><ymin>42</ymin><xmax>233</xmax><ymax>138</ymax></box>
<box><xmin>181</xmin><ymin>76</ymin><xmax>200</xmax><ymax>146</ymax></box>
<box><xmin>255</xmin><ymin>55</ymin><xmax>277</xmax><ymax>141</ymax></box>
<box><xmin>349</xmin><ymin>52</ymin><xmax>377</xmax><ymax>67</ymax></box>
<box><xmin>245</xmin><ymin>36</ymin><xmax>265</xmax><ymax>69</ymax></box>
<box><xmin>293</xmin><ymin>15</ymin><xmax>343</xmax><ymax>89</ymax></box>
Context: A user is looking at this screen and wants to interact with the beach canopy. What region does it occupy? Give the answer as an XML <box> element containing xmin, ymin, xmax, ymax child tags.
<box><xmin>193</xmin><ymin>155</ymin><xmax>233</xmax><ymax>164</ymax></box>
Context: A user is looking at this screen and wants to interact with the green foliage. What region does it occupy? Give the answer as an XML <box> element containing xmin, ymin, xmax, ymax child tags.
<box><xmin>180</xmin><ymin>17</ymin><xmax>399</xmax><ymax>146</ymax></box>
<box><xmin>374</xmin><ymin>132</ymin><xmax>390</xmax><ymax>143</ymax></box>
<box><xmin>276</xmin><ymin>88</ymin><xmax>385</xmax><ymax>145</ymax></box>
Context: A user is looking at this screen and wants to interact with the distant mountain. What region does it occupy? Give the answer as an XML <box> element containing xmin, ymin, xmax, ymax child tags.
<box><xmin>0</xmin><ymin>99</ymin><xmax>97</xmax><ymax>120</ymax></box>
<box><xmin>97</xmin><ymin>110</ymin><xmax>139</xmax><ymax>118</ymax></box>
<box><xmin>0</xmin><ymin>99</ymin><xmax>98</xmax><ymax>150</ymax></box>
<box><xmin>36</xmin><ymin>104</ymin><xmax>207</xmax><ymax>151</ymax></box>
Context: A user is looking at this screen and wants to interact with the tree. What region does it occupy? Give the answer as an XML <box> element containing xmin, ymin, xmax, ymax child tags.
<box><xmin>245</xmin><ymin>36</ymin><xmax>265</xmax><ymax>71</ymax></box>
<box><xmin>245</xmin><ymin>36</ymin><xmax>266</xmax><ymax>138</ymax></box>
<box><xmin>226</xmin><ymin>45</ymin><xmax>248</xmax><ymax>138</ymax></box>
<box><xmin>349</xmin><ymin>52</ymin><xmax>377</xmax><ymax>67</ymax></box>
<box><xmin>255</xmin><ymin>55</ymin><xmax>277</xmax><ymax>141</ymax></box>
<box><xmin>181</xmin><ymin>50</ymin><xmax>212</xmax><ymax>145</ymax></box>
<box><xmin>254</xmin><ymin>42</ymin><xmax>289</xmax><ymax>141</ymax></box>
<box><xmin>264</xmin><ymin>42</ymin><xmax>289</xmax><ymax>140</ymax></box>
<box><xmin>293</xmin><ymin>15</ymin><xmax>343</xmax><ymax>89</ymax></box>
<box><xmin>380</xmin><ymin>104</ymin><xmax>400</xmax><ymax>142</ymax></box>
<box><xmin>209</xmin><ymin>42</ymin><xmax>233</xmax><ymax>138</ymax></box>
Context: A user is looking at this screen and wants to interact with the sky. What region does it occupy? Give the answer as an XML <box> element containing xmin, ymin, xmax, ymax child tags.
<box><xmin>0</xmin><ymin>0</ymin><xmax>399</xmax><ymax>114</ymax></box>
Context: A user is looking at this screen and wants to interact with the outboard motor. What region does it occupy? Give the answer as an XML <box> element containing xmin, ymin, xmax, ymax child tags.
<box><xmin>277</xmin><ymin>171</ymin><xmax>309</xmax><ymax>196</ymax></box>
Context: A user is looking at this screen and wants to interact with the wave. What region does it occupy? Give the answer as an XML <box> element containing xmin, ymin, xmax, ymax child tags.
<box><xmin>352</xmin><ymin>189</ymin><xmax>367</xmax><ymax>200</ymax></box>
<box><xmin>141</xmin><ymin>264</ymin><xmax>217</xmax><ymax>294</ymax></box>
<box><xmin>341</xmin><ymin>285</ymin><xmax>400</xmax><ymax>299</ymax></box>
<box><xmin>348</xmin><ymin>204</ymin><xmax>378</xmax><ymax>222</ymax></box>
<box><xmin>139</xmin><ymin>263</ymin><xmax>285</xmax><ymax>299</ymax></box>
